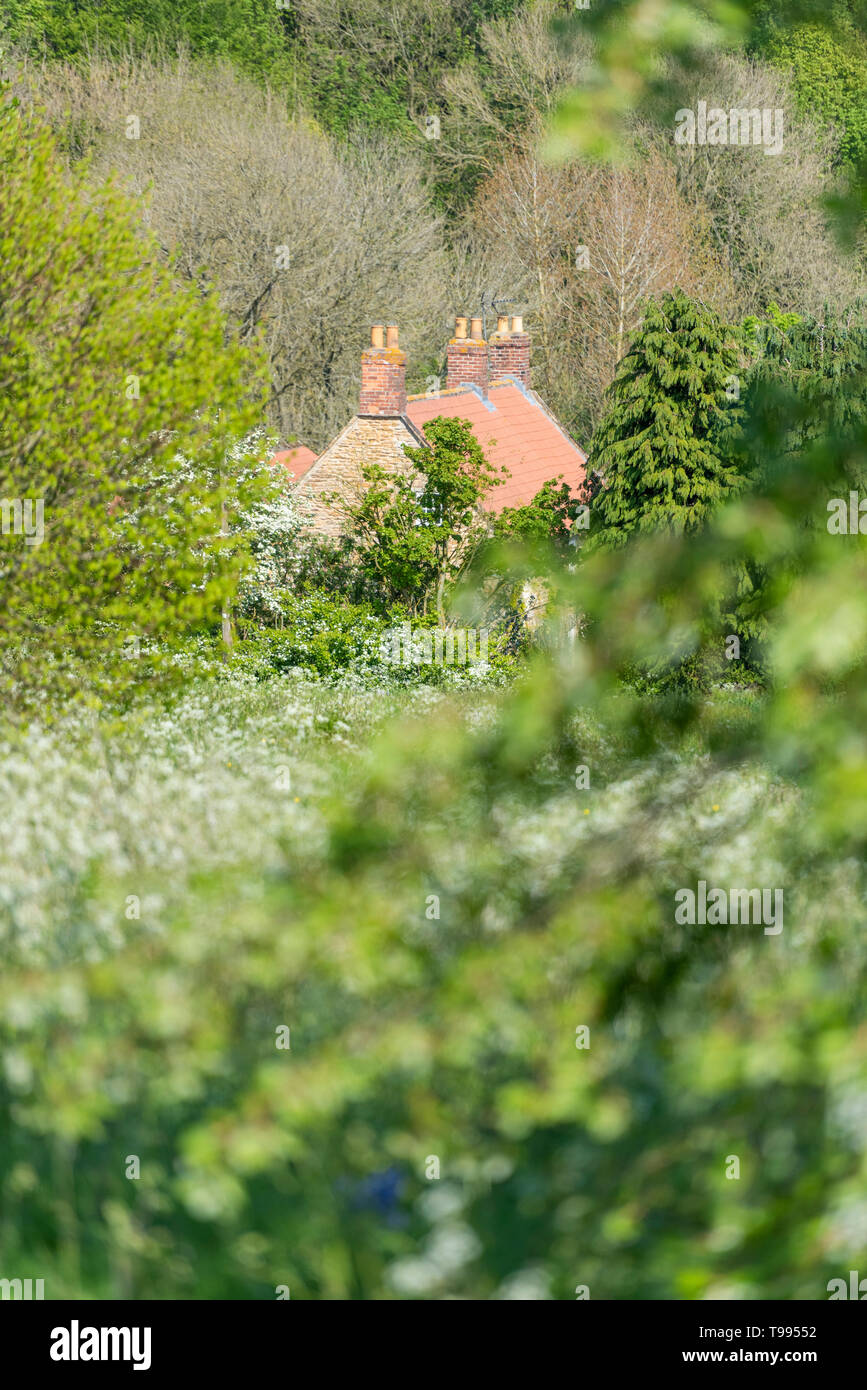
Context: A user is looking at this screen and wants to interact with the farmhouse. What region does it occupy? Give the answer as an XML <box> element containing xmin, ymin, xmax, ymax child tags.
<box><xmin>288</xmin><ymin>316</ymin><xmax>587</xmax><ymax>537</ymax></box>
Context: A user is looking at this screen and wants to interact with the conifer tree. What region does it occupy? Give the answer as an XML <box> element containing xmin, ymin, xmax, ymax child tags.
<box><xmin>744</xmin><ymin>302</ymin><xmax>867</xmax><ymax>457</ymax></box>
<box><xmin>586</xmin><ymin>289</ymin><xmax>745</xmax><ymax>549</ymax></box>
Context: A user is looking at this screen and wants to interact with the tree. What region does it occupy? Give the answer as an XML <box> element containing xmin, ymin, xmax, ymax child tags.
<box><xmin>756</xmin><ymin>15</ymin><xmax>867</xmax><ymax>169</ymax></box>
<box><xmin>713</xmin><ymin>301</ymin><xmax>867</xmax><ymax>684</ymax></box>
<box><xmin>743</xmin><ymin>301</ymin><xmax>867</xmax><ymax>456</ymax></box>
<box><xmin>586</xmin><ymin>290</ymin><xmax>745</xmax><ymax>548</ymax></box>
<box><xmin>492</xmin><ymin>477</ymin><xmax>584</xmax><ymax>553</ymax></box>
<box><xmin>469</xmin><ymin>145</ymin><xmax>735</xmax><ymax>438</ymax></box>
<box><xmin>433</xmin><ymin>0</ymin><xmax>591</xmax><ymax>208</ymax></box>
<box><xmin>661</xmin><ymin>51</ymin><xmax>864</xmax><ymax>320</ymax></box>
<box><xmin>0</xmin><ymin>0</ymin><xmax>295</xmax><ymax>85</ymax></box>
<box><xmin>0</xmin><ymin>92</ymin><xmax>266</xmax><ymax>704</ymax></box>
<box><xmin>341</xmin><ymin>416</ymin><xmax>505</xmax><ymax>620</ymax></box>
<box><xmin>0</xmin><ymin>0</ymin><xmax>530</xmax><ymax>152</ymax></box>
<box><xmin>175</xmin><ymin>428</ymin><xmax>309</xmax><ymax>636</ymax></box>
<box><xmin>14</xmin><ymin>53</ymin><xmax>448</xmax><ymax>451</ymax></box>
<box><xmin>468</xmin><ymin>477</ymin><xmax>589</xmax><ymax>652</ymax></box>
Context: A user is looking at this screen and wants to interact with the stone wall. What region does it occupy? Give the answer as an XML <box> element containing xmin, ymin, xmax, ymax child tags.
<box><xmin>297</xmin><ymin>415</ymin><xmax>419</xmax><ymax>538</ymax></box>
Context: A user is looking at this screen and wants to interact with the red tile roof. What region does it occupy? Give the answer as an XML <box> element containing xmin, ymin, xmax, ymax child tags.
<box><xmin>272</xmin><ymin>445</ymin><xmax>318</xmax><ymax>481</ymax></box>
<box><xmin>404</xmin><ymin>380</ymin><xmax>586</xmax><ymax>512</ymax></box>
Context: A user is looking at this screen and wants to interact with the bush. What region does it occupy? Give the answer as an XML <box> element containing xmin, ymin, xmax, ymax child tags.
<box><xmin>235</xmin><ymin>593</ymin><xmax>393</xmax><ymax>679</ymax></box>
<box><xmin>231</xmin><ymin>591</ymin><xmax>518</xmax><ymax>687</ymax></box>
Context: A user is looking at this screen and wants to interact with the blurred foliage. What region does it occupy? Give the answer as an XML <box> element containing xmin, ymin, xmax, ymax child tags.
<box><xmin>3</xmin><ymin>315</ymin><xmax>867</xmax><ymax>1296</ymax></box>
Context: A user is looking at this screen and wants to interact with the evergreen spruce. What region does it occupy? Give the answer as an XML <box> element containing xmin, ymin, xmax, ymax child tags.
<box><xmin>587</xmin><ymin>289</ymin><xmax>745</xmax><ymax>549</ymax></box>
<box><xmin>744</xmin><ymin>301</ymin><xmax>867</xmax><ymax>456</ymax></box>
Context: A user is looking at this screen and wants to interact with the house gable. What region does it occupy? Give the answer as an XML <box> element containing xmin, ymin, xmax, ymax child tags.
<box><xmin>296</xmin><ymin>413</ymin><xmax>423</xmax><ymax>539</ymax></box>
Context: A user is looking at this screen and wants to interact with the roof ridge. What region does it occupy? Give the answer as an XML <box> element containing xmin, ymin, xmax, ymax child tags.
<box><xmin>405</xmin><ymin>384</ymin><xmax>476</xmax><ymax>402</ymax></box>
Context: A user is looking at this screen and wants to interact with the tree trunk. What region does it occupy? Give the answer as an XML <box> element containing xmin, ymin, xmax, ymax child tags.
<box><xmin>220</xmin><ymin>497</ymin><xmax>234</xmax><ymax>656</ymax></box>
<box><xmin>436</xmin><ymin>569</ymin><xmax>446</xmax><ymax>628</ymax></box>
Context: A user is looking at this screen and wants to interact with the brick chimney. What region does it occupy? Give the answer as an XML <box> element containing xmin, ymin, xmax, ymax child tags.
<box><xmin>359</xmin><ymin>324</ymin><xmax>406</xmax><ymax>416</ymax></box>
<box><xmin>446</xmin><ymin>315</ymin><xmax>488</xmax><ymax>394</ymax></box>
<box><xmin>489</xmin><ymin>314</ymin><xmax>531</xmax><ymax>388</ymax></box>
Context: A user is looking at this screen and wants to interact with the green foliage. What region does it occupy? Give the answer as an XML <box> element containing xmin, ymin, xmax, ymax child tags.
<box><xmin>546</xmin><ymin>0</ymin><xmax>752</xmax><ymax>164</ymax></box>
<box><xmin>0</xmin><ymin>0</ymin><xmax>533</xmax><ymax>151</ymax></box>
<box><xmin>742</xmin><ymin>302</ymin><xmax>867</xmax><ymax>456</ymax></box>
<box><xmin>742</xmin><ymin>301</ymin><xmax>803</xmax><ymax>339</ymax></box>
<box><xmin>303</xmin><ymin>50</ymin><xmax>411</xmax><ymax>137</ymax></box>
<box><xmin>234</xmin><ymin>592</ymin><xmax>400</xmax><ymax>679</ymax></box>
<box><xmin>492</xmin><ymin>477</ymin><xmax>585</xmax><ymax>552</ymax></box>
<box><xmin>4</xmin><ymin>0</ymin><xmax>867</xmax><ymax>1306</ymax></box>
<box><xmin>5</xmin><ymin>417</ymin><xmax>867</xmax><ymax>1293</ymax></box>
<box><xmin>231</xmin><ymin>590</ymin><xmax>516</xmax><ymax>685</ymax></box>
<box><xmin>586</xmin><ymin>290</ymin><xmax>745</xmax><ymax>549</ymax></box>
<box><xmin>710</xmin><ymin>301</ymin><xmax>867</xmax><ymax>687</ymax></box>
<box><xmin>335</xmin><ymin>463</ymin><xmax>441</xmax><ymax>615</ymax></box>
<box><xmin>548</xmin><ymin>0</ymin><xmax>867</xmax><ymax>246</ymax></box>
<box><xmin>290</xmin><ymin>532</ymin><xmax>385</xmax><ymax>610</ymax></box>
<box><xmin>465</xmin><ymin>479</ymin><xmax>591</xmax><ymax>650</ymax></box>
<box><xmin>0</xmin><ymin>0</ymin><xmax>296</xmax><ymax>84</ymax></box>
<box><xmin>341</xmin><ymin>416</ymin><xmax>506</xmax><ymax>619</ymax></box>
<box><xmin>0</xmin><ymin>92</ymin><xmax>267</xmax><ymax>708</ymax></box>
<box><xmin>757</xmin><ymin>14</ymin><xmax>867</xmax><ymax>167</ymax></box>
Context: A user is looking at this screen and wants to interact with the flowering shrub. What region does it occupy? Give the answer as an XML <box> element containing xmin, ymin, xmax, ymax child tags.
<box><xmin>0</xmin><ymin>674</ymin><xmax>465</xmax><ymax>968</ymax></box>
<box><xmin>230</xmin><ymin>432</ymin><xmax>311</xmax><ymax>629</ymax></box>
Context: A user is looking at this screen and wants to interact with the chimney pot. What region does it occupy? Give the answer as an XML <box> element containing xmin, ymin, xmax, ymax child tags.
<box><xmin>496</xmin><ymin>314</ymin><xmax>509</xmax><ymax>336</ymax></box>
<box><xmin>359</xmin><ymin>326</ymin><xmax>406</xmax><ymax>415</ymax></box>
<box><xmin>489</xmin><ymin>315</ymin><xmax>531</xmax><ymax>387</ymax></box>
<box><xmin>447</xmin><ymin>314</ymin><xmax>488</xmax><ymax>394</ymax></box>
